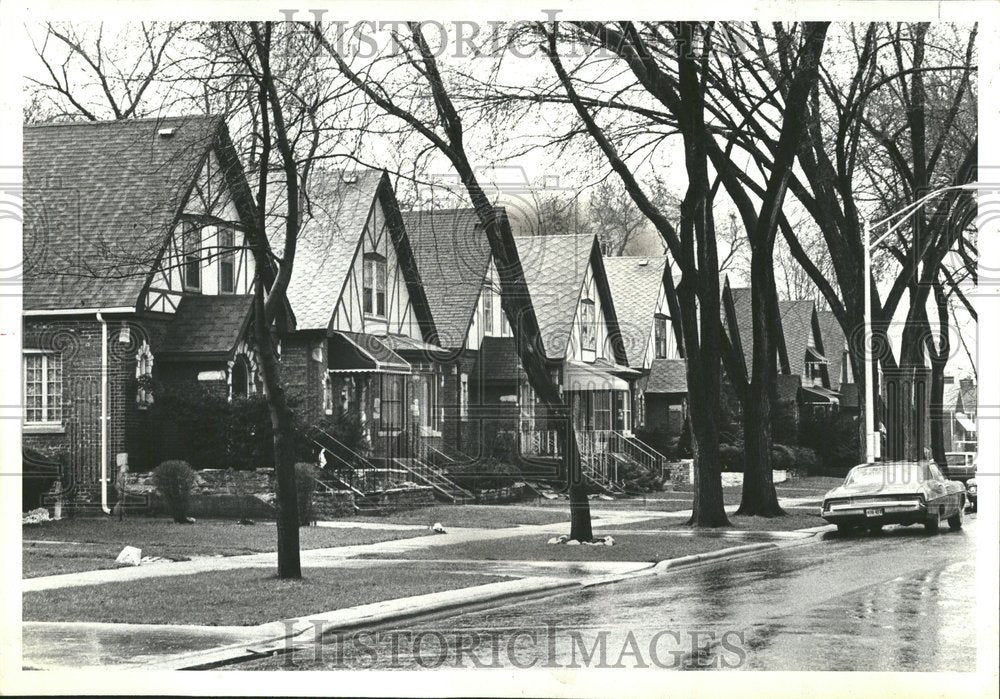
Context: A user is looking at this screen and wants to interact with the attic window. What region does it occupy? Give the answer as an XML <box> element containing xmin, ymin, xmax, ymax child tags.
<box><xmin>580</xmin><ymin>298</ymin><xmax>596</xmax><ymax>352</ymax></box>
<box><xmin>654</xmin><ymin>314</ymin><xmax>668</xmax><ymax>359</ymax></box>
<box><xmin>638</xmin><ymin>259</ymin><xmax>649</xmax><ymax>266</ymax></box>
<box><xmin>363</xmin><ymin>252</ymin><xmax>387</xmax><ymax>318</ymax></box>
<box><xmin>181</xmin><ymin>222</ymin><xmax>201</xmax><ymax>291</ymax></box>
<box><xmin>158</xmin><ymin>127</ymin><xmax>176</xmax><ymax>138</ymax></box>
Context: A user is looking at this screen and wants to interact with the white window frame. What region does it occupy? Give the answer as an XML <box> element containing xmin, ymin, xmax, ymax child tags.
<box><xmin>23</xmin><ymin>350</ymin><xmax>63</xmax><ymax>427</ymax></box>
<box><xmin>363</xmin><ymin>252</ymin><xmax>387</xmax><ymax>318</ymax></box>
<box><xmin>218</xmin><ymin>227</ymin><xmax>236</xmax><ymax>294</ymax></box>
<box><xmin>654</xmin><ymin>314</ymin><xmax>669</xmax><ymax>359</ymax></box>
<box><xmin>580</xmin><ymin>299</ymin><xmax>596</xmax><ymax>353</ymax></box>
<box><xmin>459</xmin><ymin>372</ymin><xmax>469</xmax><ymax>420</ymax></box>
<box><xmin>135</xmin><ymin>342</ymin><xmax>154</xmax><ymax>409</ymax></box>
<box><xmin>181</xmin><ymin>221</ymin><xmax>202</xmax><ymax>292</ymax></box>
<box><xmin>483</xmin><ymin>281</ymin><xmax>494</xmax><ymax>336</ymax></box>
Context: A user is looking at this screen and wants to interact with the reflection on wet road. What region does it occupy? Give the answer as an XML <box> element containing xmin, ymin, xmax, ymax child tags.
<box><xmin>284</xmin><ymin>520</ymin><xmax>976</xmax><ymax>671</ymax></box>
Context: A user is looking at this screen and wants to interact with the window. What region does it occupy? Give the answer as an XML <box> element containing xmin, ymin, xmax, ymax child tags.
<box><xmin>230</xmin><ymin>355</ymin><xmax>252</xmax><ymax>399</ymax></box>
<box><xmin>483</xmin><ymin>281</ymin><xmax>494</xmax><ymax>335</ymax></box>
<box><xmin>323</xmin><ymin>376</ymin><xmax>333</xmax><ymax>415</ymax></box>
<box><xmin>136</xmin><ymin>342</ymin><xmax>154</xmax><ymax>408</ymax></box>
<box><xmin>519</xmin><ymin>375</ymin><xmax>537</xmax><ymax>431</ymax></box>
<box><xmin>182</xmin><ymin>222</ymin><xmax>201</xmax><ymax>291</ymax></box>
<box><xmin>619</xmin><ymin>390</ymin><xmax>632</xmax><ymax>432</ymax></box>
<box><xmin>635</xmin><ymin>391</ymin><xmax>646</xmax><ymax>428</ymax></box>
<box><xmin>219</xmin><ymin>228</ymin><xmax>236</xmax><ymax>294</ymax></box>
<box><xmin>24</xmin><ymin>352</ymin><xmax>62</xmax><ymax>424</ymax></box>
<box><xmin>460</xmin><ymin>373</ymin><xmax>469</xmax><ymax>420</ymax></box>
<box><xmin>363</xmin><ymin>253</ymin><xmax>387</xmax><ymax>317</ymax></box>
<box><xmin>593</xmin><ymin>391</ymin><xmax>612</xmax><ymax>431</ymax></box>
<box><xmin>580</xmin><ymin>299</ymin><xmax>596</xmax><ymax>352</ymax></box>
<box><xmin>654</xmin><ymin>314</ymin><xmax>668</xmax><ymax>359</ymax></box>
<box><xmin>381</xmin><ymin>374</ymin><xmax>403</xmax><ymax>430</ymax></box>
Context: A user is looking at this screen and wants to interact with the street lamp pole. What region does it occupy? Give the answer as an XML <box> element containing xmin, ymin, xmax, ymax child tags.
<box><xmin>863</xmin><ymin>219</ymin><xmax>879</xmax><ymax>463</ymax></box>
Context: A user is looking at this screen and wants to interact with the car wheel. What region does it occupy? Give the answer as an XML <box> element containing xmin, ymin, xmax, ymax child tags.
<box><xmin>925</xmin><ymin>517</ymin><xmax>940</xmax><ymax>534</ymax></box>
<box><xmin>867</xmin><ymin>523</ymin><xmax>883</xmax><ymax>534</ymax></box>
<box><xmin>836</xmin><ymin>523</ymin><xmax>854</xmax><ymax>536</ymax></box>
<box><xmin>948</xmin><ymin>505</ymin><xmax>964</xmax><ymax>531</ymax></box>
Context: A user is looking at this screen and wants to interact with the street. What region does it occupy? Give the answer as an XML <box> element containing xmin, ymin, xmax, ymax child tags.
<box><xmin>277</xmin><ymin>518</ymin><xmax>977</xmax><ymax>671</ymax></box>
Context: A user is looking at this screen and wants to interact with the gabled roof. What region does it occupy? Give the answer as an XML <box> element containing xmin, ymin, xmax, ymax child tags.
<box><xmin>722</xmin><ymin>284</ymin><xmax>819</xmax><ymax>380</ymax></box>
<box><xmin>283</xmin><ymin>169</ymin><xmax>434</xmax><ymax>341</ymax></box>
<box><xmin>603</xmin><ymin>256</ymin><xmax>668</xmax><ymax>366</ymax></box>
<box><xmin>24</xmin><ymin>115</ymin><xmax>243</xmax><ymax>311</ymax></box>
<box><xmin>284</xmin><ymin>169</ymin><xmax>384</xmax><ymax>330</ymax></box>
<box><xmin>816</xmin><ymin>310</ymin><xmax>847</xmax><ymax>390</ymax></box>
<box><xmin>514</xmin><ymin>234</ymin><xmax>625</xmax><ymax>363</ymax></box>
<box><xmin>779</xmin><ymin>299</ymin><xmax>817</xmax><ymax>378</ymax></box>
<box><xmin>644</xmin><ymin>358</ymin><xmax>687</xmax><ymax>394</ymax></box>
<box><xmin>158</xmin><ymin>294</ymin><xmax>253</xmax><ymax>360</ymax></box>
<box><xmin>402</xmin><ymin>207</ymin><xmax>492</xmax><ymax>348</ymax></box>
<box><xmin>958</xmin><ymin>380</ymin><xmax>977</xmax><ymax>414</ymax></box>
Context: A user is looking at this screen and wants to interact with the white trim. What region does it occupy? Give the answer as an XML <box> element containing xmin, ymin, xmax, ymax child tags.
<box><xmin>23</xmin><ymin>307</ymin><xmax>134</xmax><ymax>316</ymax></box>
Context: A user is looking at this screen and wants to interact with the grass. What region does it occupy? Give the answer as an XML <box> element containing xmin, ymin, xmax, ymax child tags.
<box><xmin>23</xmin><ymin>565</ymin><xmax>512</xmax><ymax>626</ymax></box>
<box><xmin>347</xmin><ymin>504</ymin><xmax>574</xmax><ymax>529</ymax></box>
<box><xmin>602</xmin><ymin>512</ymin><xmax>826</xmax><ymax>532</ymax></box>
<box><xmin>355</xmin><ymin>532</ymin><xmax>740</xmax><ymax>563</ymax></box>
<box><xmin>22</xmin><ymin>517</ymin><xmax>432</xmax><ymax>579</ymax></box>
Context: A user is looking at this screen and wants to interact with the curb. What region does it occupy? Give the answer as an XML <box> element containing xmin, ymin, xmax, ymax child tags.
<box><xmin>150</xmin><ymin>576</ymin><xmax>579</xmax><ymax>670</ymax></box>
<box><xmin>652</xmin><ymin>542</ymin><xmax>778</xmax><ymax>572</ymax></box>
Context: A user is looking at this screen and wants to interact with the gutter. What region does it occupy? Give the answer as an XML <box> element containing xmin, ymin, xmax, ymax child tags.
<box><xmin>24</xmin><ymin>307</ymin><xmax>134</xmax><ymax>317</ymax></box>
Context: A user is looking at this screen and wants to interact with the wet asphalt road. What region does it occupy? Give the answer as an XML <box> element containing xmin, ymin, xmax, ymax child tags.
<box><xmin>277</xmin><ymin>518</ymin><xmax>977</xmax><ymax>672</ymax></box>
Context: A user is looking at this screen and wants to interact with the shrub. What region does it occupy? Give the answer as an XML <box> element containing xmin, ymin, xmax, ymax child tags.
<box><xmin>153</xmin><ymin>460</ymin><xmax>196</xmax><ymax>523</ymax></box>
<box><xmin>22</xmin><ymin>447</ymin><xmax>63</xmax><ymax>511</ymax></box>
<box><xmin>789</xmin><ymin>446</ymin><xmax>820</xmax><ymax>474</ymax></box>
<box><xmin>719</xmin><ymin>443</ymin><xmax>744</xmax><ymax>472</ymax></box>
<box><xmin>799</xmin><ymin>411</ymin><xmax>860</xmax><ymax>476</ymax></box>
<box><xmin>295</xmin><ymin>463</ymin><xmax>319</xmax><ymax>526</ymax></box>
<box><xmin>446</xmin><ymin>458</ymin><xmax>521</xmax><ymax>492</ymax></box>
<box><xmin>618</xmin><ymin>457</ymin><xmax>663</xmax><ymax>493</ymax></box>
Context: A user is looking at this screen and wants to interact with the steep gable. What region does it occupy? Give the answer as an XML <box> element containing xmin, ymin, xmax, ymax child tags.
<box><xmin>24</xmin><ymin>115</ymin><xmax>229</xmax><ymax>310</ymax></box>
<box><xmin>402</xmin><ymin>207</ymin><xmax>492</xmax><ymax>348</ymax></box>
<box><xmin>603</xmin><ymin>256</ymin><xmax>670</xmax><ymax>367</ymax></box>
<box><xmin>285</xmin><ymin>169</ymin><xmax>434</xmax><ymax>342</ymax></box>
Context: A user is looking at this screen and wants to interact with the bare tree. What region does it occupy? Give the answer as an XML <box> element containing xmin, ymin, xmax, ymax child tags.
<box><xmin>311</xmin><ymin>22</ymin><xmax>599</xmax><ymax>541</ymax></box>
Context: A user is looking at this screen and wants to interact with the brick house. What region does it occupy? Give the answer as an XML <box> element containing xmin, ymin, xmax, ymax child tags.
<box><xmin>22</xmin><ymin>115</ymin><xmax>280</xmax><ymax>510</ymax></box>
<box><xmin>721</xmin><ymin>281</ymin><xmax>841</xmax><ymax>428</ymax></box>
<box><xmin>603</xmin><ymin>256</ymin><xmax>686</xmax><ymax>450</ymax></box>
<box><xmin>277</xmin><ymin>168</ymin><xmax>447</xmax><ymax>475</ymax></box>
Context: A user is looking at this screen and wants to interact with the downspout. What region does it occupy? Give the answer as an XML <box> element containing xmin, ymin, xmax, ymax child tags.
<box><xmin>96</xmin><ymin>311</ymin><xmax>111</xmax><ymax>514</ymax></box>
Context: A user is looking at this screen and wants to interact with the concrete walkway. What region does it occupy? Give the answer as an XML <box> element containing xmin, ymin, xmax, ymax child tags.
<box><xmin>23</xmin><ymin>510</ymin><xmax>660</xmax><ymax>592</ymax></box>
<box><xmin>21</xmin><ymin>494</ymin><xmax>831</xmax><ymax>670</ymax></box>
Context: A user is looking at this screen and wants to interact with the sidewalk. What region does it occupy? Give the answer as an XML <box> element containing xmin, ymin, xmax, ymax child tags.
<box><xmin>21</xmin><ymin>497</ymin><xmax>830</xmax><ymax>670</ymax></box>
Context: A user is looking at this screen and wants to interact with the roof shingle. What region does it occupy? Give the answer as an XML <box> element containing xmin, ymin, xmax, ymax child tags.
<box><xmin>402</xmin><ymin>208</ymin><xmax>491</xmax><ymax>348</ymax></box>
<box><xmin>158</xmin><ymin>294</ymin><xmax>253</xmax><ymax>358</ymax></box>
<box><xmin>603</xmin><ymin>256</ymin><xmax>668</xmax><ymax>366</ymax></box>
<box><xmin>514</xmin><ymin>234</ymin><xmax>594</xmax><ymax>360</ymax></box>
<box><xmin>282</xmin><ymin>169</ymin><xmax>385</xmax><ymax>330</ymax></box>
<box><xmin>24</xmin><ymin>115</ymin><xmax>224</xmax><ymax>310</ymax></box>
<box><xmin>644</xmin><ymin>358</ymin><xmax>687</xmax><ymax>394</ymax></box>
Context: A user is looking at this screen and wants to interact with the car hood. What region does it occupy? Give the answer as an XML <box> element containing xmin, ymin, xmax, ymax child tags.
<box><xmin>824</xmin><ymin>482</ymin><xmax>927</xmax><ymax>500</ymax></box>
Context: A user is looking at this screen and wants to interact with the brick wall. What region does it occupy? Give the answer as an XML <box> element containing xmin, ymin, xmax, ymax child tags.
<box><xmin>23</xmin><ymin>315</ymin><xmax>171</xmax><ymax>492</ymax></box>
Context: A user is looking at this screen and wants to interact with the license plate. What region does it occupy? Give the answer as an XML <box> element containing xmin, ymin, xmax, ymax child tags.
<box><xmin>865</xmin><ymin>508</ymin><xmax>883</xmax><ymax>517</ymax></box>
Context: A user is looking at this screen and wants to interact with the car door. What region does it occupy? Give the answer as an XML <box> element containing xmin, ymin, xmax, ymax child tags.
<box><xmin>928</xmin><ymin>464</ymin><xmax>960</xmax><ymax>516</ymax></box>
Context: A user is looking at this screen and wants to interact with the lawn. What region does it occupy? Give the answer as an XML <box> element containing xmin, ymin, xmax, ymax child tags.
<box><xmin>601</xmin><ymin>512</ymin><xmax>826</xmax><ymax>532</ymax></box>
<box><xmin>348</xmin><ymin>504</ymin><xmax>574</xmax><ymax>529</ymax></box>
<box><xmin>23</xmin><ymin>565</ymin><xmax>512</xmax><ymax>626</ymax></box>
<box><xmin>355</xmin><ymin>532</ymin><xmax>740</xmax><ymax>563</ymax></box>
<box><xmin>22</xmin><ymin>517</ymin><xmax>432</xmax><ymax>578</ymax></box>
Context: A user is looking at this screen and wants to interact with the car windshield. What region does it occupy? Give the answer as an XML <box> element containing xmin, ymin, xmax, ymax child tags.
<box><xmin>846</xmin><ymin>463</ymin><xmax>929</xmax><ymax>487</ymax></box>
<box><xmin>945</xmin><ymin>454</ymin><xmax>969</xmax><ymax>466</ymax></box>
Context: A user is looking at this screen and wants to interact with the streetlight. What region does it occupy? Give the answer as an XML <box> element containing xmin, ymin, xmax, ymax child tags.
<box><xmin>862</xmin><ymin>183</ymin><xmax>982</xmax><ymax>463</ymax></box>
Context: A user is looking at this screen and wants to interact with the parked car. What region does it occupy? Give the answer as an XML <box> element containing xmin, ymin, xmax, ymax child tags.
<box><xmin>965</xmin><ymin>478</ymin><xmax>978</xmax><ymax>512</ymax></box>
<box><xmin>943</xmin><ymin>451</ymin><xmax>977</xmax><ymax>483</ymax></box>
<box><xmin>820</xmin><ymin>461</ymin><xmax>966</xmax><ymax>534</ymax></box>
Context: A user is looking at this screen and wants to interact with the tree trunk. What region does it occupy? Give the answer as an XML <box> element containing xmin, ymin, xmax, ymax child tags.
<box><xmin>254</xmin><ymin>287</ymin><xmax>301</xmax><ymax>579</ymax></box>
<box><xmin>928</xmin><ymin>355</ymin><xmax>947</xmax><ymax>467</ymax></box>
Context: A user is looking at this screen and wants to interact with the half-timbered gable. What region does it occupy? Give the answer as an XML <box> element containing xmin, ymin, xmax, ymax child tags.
<box><xmin>22</xmin><ymin>115</ymin><xmax>272</xmax><ymax>493</ymax></box>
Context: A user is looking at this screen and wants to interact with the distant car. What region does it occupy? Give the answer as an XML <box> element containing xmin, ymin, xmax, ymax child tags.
<box><xmin>943</xmin><ymin>452</ymin><xmax>977</xmax><ymax>483</ymax></box>
<box><xmin>965</xmin><ymin>478</ymin><xmax>978</xmax><ymax>513</ymax></box>
<box><xmin>820</xmin><ymin>461</ymin><xmax>966</xmax><ymax>534</ymax></box>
